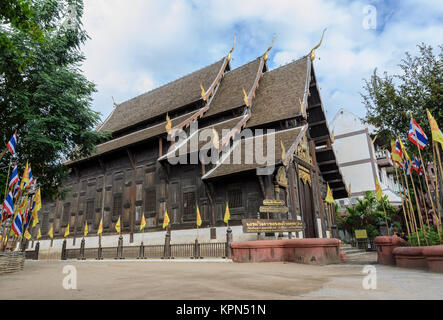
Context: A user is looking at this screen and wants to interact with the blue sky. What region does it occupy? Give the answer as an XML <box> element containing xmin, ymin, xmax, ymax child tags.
<box><xmin>80</xmin><ymin>0</ymin><xmax>443</xmax><ymax>124</ymax></box>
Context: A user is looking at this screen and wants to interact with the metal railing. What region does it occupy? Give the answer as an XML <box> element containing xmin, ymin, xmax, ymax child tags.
<box><xmin>25</xmin><ymin>241</ymin><xmax>229</xmax><ymax>260</ymax></box>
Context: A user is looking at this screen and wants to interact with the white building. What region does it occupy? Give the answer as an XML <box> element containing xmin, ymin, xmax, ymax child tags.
<box><xmin>329</xmin><ymin>109</ymin><xmax>402</xmax><ymax>208</ymax></box>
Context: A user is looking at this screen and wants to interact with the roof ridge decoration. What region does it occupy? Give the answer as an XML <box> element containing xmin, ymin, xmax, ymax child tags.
<box><xmin>168</xmin><ymin>36</ymin><xmax>236</xmax><ymax>138</ymax></box>
<box><xmin>217</xmin><ymin>34</ymin><xmax>275</xmax><ymax>149</ymax></box>
<box><xmin>309</xmin><ymin>28</ymin><xmax>326</xmax><ymax>61</ymax></box>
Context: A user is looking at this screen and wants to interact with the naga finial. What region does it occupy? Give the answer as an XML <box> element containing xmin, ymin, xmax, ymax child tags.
<box><xmin>264</xmin><ymin>33</ymin><xmax>276</xmax><ymax>61</ymax></box>
<box><xmin>227</xmin><ymin>34</ymin><xmax>236</xmax><ymax>62</ymax></box>
<box><xmin>242</xmin><ymin>88</ymin><xmax>250</xmax><ymax>107</ymax></box>
<box><xmin>200</xmin><ymin>83</ymin><xmax>206</xmax><ymax>101</ymax></box>
<box><xmin>112</xmin><ymin>96</ymin><xmax>118</xmax><ymax>108</ymax></box>
<box><xmin>310</xmin><ymin>28</ymin><xmax>327</xmax><ymax>61</ymax></box>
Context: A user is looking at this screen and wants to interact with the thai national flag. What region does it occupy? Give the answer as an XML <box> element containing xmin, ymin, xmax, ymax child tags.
<box><xmin>6</xmin><ymin>131</ymin><xmax>17</xmax><ymax>155</ymax></box>
<box><xmin>404</xmin><ymin>160</ymin><xmax>411</xmax><ymax>175</ymax></box>
<box><xmin>408</xmin><ymin>118</ymin><xmax>428</xmax><ymax>150</ymax></box>
<box><xmin>12</xmin><ymin>211</ymin><xmax>23</xmax><ymax>236</ymax></box>
<box><xmin>13</xmin><ymin>179</ymin><xmax>21</xmax><ymax>199</ymax></box>
<box><xmin>9</xmin><ymin>163</ymin><xmax>19</xmax><ymax>188</ymax></box>
<box><xmin>28</xmin><ymin>164</ymin><xmax>34</xmax><ymax>187</ymax></box>
<box><xmin>2</xmin><ymin>189</ymin><xmax>14</xmax><ymax>216</ymax></box>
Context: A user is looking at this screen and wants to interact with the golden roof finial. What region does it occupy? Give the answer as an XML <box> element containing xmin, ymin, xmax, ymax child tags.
<box><xmin>165</xmin><ymin>113</ymin><xmax>172</xmax><ymax>134</ymax></box>
<box><xmin>310</xmin><ymin>28</ymin><xmax>327</xmax><ymax>61</ymax></box>
<box><xmin>299</xmin><ymin>97</ymin><xmax>306</xmax><ymax>117</ymax></box>
<box><xmin>264</xmin><ymin>33</ymin><xmax>276</xmax><ymax>61</ymax></box>
<box><xmin>242</xmin><ymin>88</ymin><xmax>250</xmax><ymax>107</ymax></box>
<box><xmin>200</xmin><ymin>83</ymin><xmax>206</xmax><ymax>101</ymax></box>
<box><xmin>227</xmin><ymin>34</ymin><xmax>236</xmax><ymax>62</ymax></box>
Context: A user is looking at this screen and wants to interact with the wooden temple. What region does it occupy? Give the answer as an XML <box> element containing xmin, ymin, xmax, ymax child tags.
<box><xmin>37</xmin><ymin>35</ymin><xmax>348</xmax><ymax>243</ymax></box>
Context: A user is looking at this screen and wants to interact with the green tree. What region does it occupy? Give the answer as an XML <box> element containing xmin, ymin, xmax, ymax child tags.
<box><xmin>0</xmin><ymin>0</ymin><xmax>109</xmax><ymax>198</ymax></box>
<box><xmin>361</xmin><ymin>43</ymin><xmax>442</xmax><ymax>161</ymax></box>
<box><xmin>337</xmin><ymin>191</ymin><xmax>397</xmax><ymax>239</ymax></box>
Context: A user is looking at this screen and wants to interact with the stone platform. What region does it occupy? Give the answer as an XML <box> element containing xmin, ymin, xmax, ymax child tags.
<box><xmin>230</xmin><ymin>238</ymin><xmax>341</xmax><ymax>265</ymax></box>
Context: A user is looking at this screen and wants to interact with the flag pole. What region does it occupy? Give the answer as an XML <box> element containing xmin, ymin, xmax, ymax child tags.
<box><xmin>417</xmin><ymin>172</ymin><xmax>431</xmax><ymax>226</ymax></box>
<box><xmin>434</xmin><ymin>141</ymin><xmax>443</xmax><ymax>181</ymax></box>
<box><xmin>433</xmin><ymin>142</ymin><xmax>442</xmax><ymax>231</ymax></box>
<box><xmin>394</xmin><ymin>166</ymin><xmax>411</xmax><ymax>236</ymax></box>
<box><xmin>3</xmin><ymin>157</ymin><xmax>12</xmax><ymax>201</ymax></box>
<box><xmin>416</xmin><ymin>145</ymin><xmax>437</xmax><ymax>227</ymax></box>
<box><xmin>408</xmin><ymin>170</ymin><xmax>428</xmax><ymax>245</ymax></box>
<box><xmin>402</xmin><ymin>168</ymin><xmax>420</xmax><ymax>245</ymax></box>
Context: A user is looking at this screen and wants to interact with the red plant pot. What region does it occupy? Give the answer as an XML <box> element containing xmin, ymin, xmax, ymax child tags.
<box><xmin>230</xmin><ymin>238</ymin><xmax>341</xmax><ymax>265</ymax></box>
<box><xmin>374</xmin><ymin>236</ymin><xmax>408</xmax><ymax>265</ymax></box>
<box><xmin>392</xmin><ymin>247</ymin><xmax>427</xmax><ymax>269</ymax></box>
<box><xmin>423</xmin><ymin>245</ymin><xmax>443</xmax><ymax>273</ymax></box>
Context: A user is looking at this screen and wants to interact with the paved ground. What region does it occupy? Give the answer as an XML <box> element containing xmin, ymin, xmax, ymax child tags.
<box><xmin>1</xmin><ymin>253</ymin><xmax>442</xmax><ymax>299</ymax></box>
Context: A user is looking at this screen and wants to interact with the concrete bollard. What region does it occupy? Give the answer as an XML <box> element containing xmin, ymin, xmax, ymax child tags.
<box><xmin>78</xmin><ymin>238</ymin><xmax>86</xmax><ymax>260</ymax></box>
<box><xmin>225</xmin><ymin>227</ymin><xmax>233</xmax><ymax>259</ymax></box>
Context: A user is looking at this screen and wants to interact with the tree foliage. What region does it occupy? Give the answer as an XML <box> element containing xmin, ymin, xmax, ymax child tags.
<box><xmin>0</xmin><ymin>0</ymin><xmax>109</xmax><ymax>198</ymax></box>
<box><xmin>336</xmin><ymin>191</ymin><xmax>397</xmax><ymax>239</ymax></box>
<box><xmin>361</xmin><ymin>43</ymin><xmax>442</xmax><ymax>161</ymax></box>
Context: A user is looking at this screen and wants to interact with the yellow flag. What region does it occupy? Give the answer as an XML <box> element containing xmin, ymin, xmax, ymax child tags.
<box><xmin>32</xmin><ymin>211</ymin><xmax>39</xmax><ymax>227</ymax></box>
<box><xmin>9</xmin><ymin>228</ymin><xmax>14</xmax><ymax>237</ymax></box>
<box><xmin>84</xmin><ymin>222</ymin><xmax>88</xmax><ymax>237</ymax></box>
<box><xmin>376</xmin><ymin>179</ymin><xmax>383</xmax><ymax>201</ymax></box>
<box><xmin>20</xmin><ymin>161</ymin><xmax>29</xmax><ymax>190</ymax></box>
<box><xmin>196</xmin><ymin>206</ymin><xmax>202</xmax><ymax>227</ymax></box>
<box><xmin>224</xmin><ymin>202</ymin><xmax>231</xmax><ymax>224</ymax></box>
<box><xmin>325</xmin><ymin>184</ymin><xmax>334</xmax><ymax>203</ymax></box>
<box><xmin>97</xmin><ymin>217</ymin><xmax>103</xmax><ymax>235</ymax></box>
<box><xmin>163</xmin><ymin>211</ymin><xmax>170</xmax><ymax>229</ymax></box>
<box><xmin>24</xmin><ymin>229</ymin><xmax>31</xmax><ymax>240</ymax></box>
<box><xmin>391</xmin><ymin>139</ymin><xmax>402</xmax><ymax>163</ymax></box>
<box><xmin>212</xmin><ymin>127</ymin><xmax>219</xmax><ymax>150</ymax></box>
<box><xmin>34</xmin><ymin>187</ymin><xmax>42</xmax><ymax>212</ymax></box>
<box><xmin>3</xmin><ymin>235</ymin><xmax>7</xmax><ymax>244</ymax></box>
<box><xmin>427</xmin><ymin>109</ymin><xmax>443</xmax><ymax>147</ymax></box>
<box><xmin>281</xmin><ymin>140</ymin><xmax>286</xmax><ymax>164</ymax></box>
<box><xmin>37</xmin><ymin>228</ymin><xmax>41</xmax><ymax>240</ymax></box>
<box><xmin>398</xmin><ymin>135</ymin><xmax>410</xmax><ymax>161</ymax></box>
<box><xmin>64</xmin><ymin>224</ymin><xmax>70</xmax><ymax>237</ymax></box>
<box><xmin>48</xmin><ymin>225</ymin><xmax>53</xmax><ymax>239</ymax></box>
<box><xmin>18</xmin><ymin>197</ymin><xmax>28</xmax><ymax>215</ymax></box>
<box><xmin>140</xmin><ymin>214</ymin><xmax>146</xmax><ymax>231</ymax></box>
<box><xmin>165</xmin><ymin>113</ymin><xmax>172</xmax><ymax>134</ymax></box>
<box><xmin>115</xmin><ymin>216</ymin><xmax>121</xmax><ymax>233</ymax></box>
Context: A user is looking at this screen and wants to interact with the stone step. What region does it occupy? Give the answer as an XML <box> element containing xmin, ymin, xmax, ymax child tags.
<box><xmin>345</xmin><ymin>251</ymin><xmax>372</xmax><ymax>257</ymax></box>
<box><xmin>342</xmin><ymin>249</ymin><xmax>365</xmax><ymax>255</ymax></box>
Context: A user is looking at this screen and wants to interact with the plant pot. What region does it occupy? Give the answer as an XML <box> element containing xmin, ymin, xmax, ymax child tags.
<box><xmin>374</xmin><ymin>236</ymin><xmax>408</xmax><ymax>265</ymax></box>
<box><xmin>423</xmin><ymin>245</ymin><xmax>443</xmax><ymax>273</ymax></box>
<box><xmin>393</xmin><ymin>246</ymin><xmax>427</xmax><ymax>269</ymax></box>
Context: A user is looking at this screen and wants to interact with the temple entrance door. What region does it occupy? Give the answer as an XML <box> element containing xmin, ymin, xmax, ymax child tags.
<box><xmin>298</xmin><ymin>171</ymin><xmax>316</xmax><ymax>238</ymax></box>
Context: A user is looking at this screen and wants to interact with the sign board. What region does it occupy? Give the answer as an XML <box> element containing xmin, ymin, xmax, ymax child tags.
<box><xmin>355</xmin><ymin>229</ymin><xmax>368</xmax><ymax>239</ymax></box>
<box><xmin>259</xmin><ymin>205</ymin><xmax>289</xmax><ymax>214</ymax></box>
<box><xmin>242</xmin><ymin>219</ymin><xmax>305</xmax><ymax>233</ymax></box>
<box><xmin>262</xmin><ymin>199</ymin><xmax>285</xmax><ymax>206</ymax></box>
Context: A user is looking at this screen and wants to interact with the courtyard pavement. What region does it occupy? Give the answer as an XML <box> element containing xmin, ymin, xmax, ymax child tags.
<box><xmin>0</xmin><ymin>253</ymin><xmax>442</xmax><ymax>299</ymax></box>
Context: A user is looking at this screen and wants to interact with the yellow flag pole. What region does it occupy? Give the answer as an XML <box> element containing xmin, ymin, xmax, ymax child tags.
<box><xmin>402</xmin><ymin>168</ymin><xmax>420</xmax><ymax>244</ymax></box>
<box><xmin>432</xmin><ymin>142</ymin><xmax>442</xmax><ymax>242</ymax></box>
<box><xmin>416</xmin><ymin>145</ymin><xmax>437</xmax><ymax>227</ymax></box>
<box><xmin>434</xmin><ymin>141</ymin><xmax>443</xmax><ymax>181</ymax></box>
<box><xmin>394</xmin><ymin>166</ymin><xmax>411</xmax><ymax>236</ymax></box>
<box><xmin>408</xmin><ymin>170</ymin><xmax>428</xmax><ymax>245</ymax></box>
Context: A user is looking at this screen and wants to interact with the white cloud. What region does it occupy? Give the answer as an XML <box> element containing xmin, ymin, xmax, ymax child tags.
<box><xmin>79</xmin><ymin>0</ymin><xmax>443</xmax><ymax>123</ymax></box>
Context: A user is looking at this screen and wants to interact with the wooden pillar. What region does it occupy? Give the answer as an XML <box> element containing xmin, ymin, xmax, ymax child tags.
<box><xmin>126</xmin><ymin>148</ymin><xmax>136</xmax><ymax>243</ymax></box>
<box><xmin>309</xmin><ymin>139</ymin><xmax>327</xmax><ymax>238</ymax></box>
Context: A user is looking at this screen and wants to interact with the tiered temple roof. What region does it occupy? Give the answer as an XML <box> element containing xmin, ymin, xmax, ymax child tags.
<box><xmin>68</xmin><ymin>43</ymin><xmax>348</xmax><ymax>199</ymax></box>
